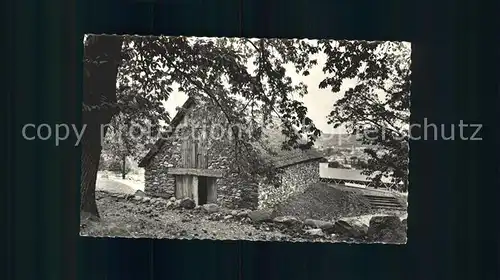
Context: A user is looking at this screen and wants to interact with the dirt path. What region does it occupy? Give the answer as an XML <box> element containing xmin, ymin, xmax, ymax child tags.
<box><xmin>110</xmin><ymin>178</ymin><xmax>144</xmax><ymax>192</ymax></box>
<box><xmin>96</xmin><ymin>178</ymin><xmax>137</xmax><ymax>195</ymax></box>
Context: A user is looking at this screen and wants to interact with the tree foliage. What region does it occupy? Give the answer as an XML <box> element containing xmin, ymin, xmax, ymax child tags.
<box><xmin>101</xmin><ymin>36</ymin><xmax>324</xmax><ymax>150</ymax></box>
<box><xmin>300</xmin><ymin>40</ymin><xmax>411</xmax><ymax>190</ymax></box>
<box><xmin>100</xmin><ymin>111</ymin><xmax>156</xmax><ymax>178</ymax></box>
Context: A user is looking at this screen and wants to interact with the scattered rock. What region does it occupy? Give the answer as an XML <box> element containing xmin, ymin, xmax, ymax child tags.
<box><xmin>202</xmin><ymin>203</ymin><xmax>220</xmax><ymax>214</ymax></box>
<box><xmin>248</xmin><ymin>209</ymin><xmax>276</xmax><ymax>223</ymax></box>
<box><xmin>231</xmin><ymin>210</ymin><xmax>238</xmax><ymax>216</ymax></box>
<box><xmin>142</xmin><ymin>197</ymin><xmax>151</xmax><ymax>203</ymax></box>
<box><xmin>135</xmin><ymin>190</ymin><xmax>146</xmax><ymax>197</ymax></box>
<box><xmin>80</xmin><ymin>211</ymin><xmax>100</xmax><ymax>223</ymax></box>
<box><xmin>332</xmin><ymin>219</ymin><xmax>368</xmax><ymax>238</ymax></box>
<box><xmin>273</xmin><ymin>216</ymin><xmax>301</xmax><ymax>226</ymax></box>
<box><xmin>208</xmin><ymin>213</ymin><xmax>225</xmax><ymax>221</ymax></box>
<box><xmin>224</xmin><ymin>215</ymin><xmax>233</xmax><ymax>220</ymax></box>
<box><xmin>305</xmin><ymin>228</ymin><xmax>324</xmax><ymax>236</ymax></box>
<box><xmin>169</xmin><ymin>197</ymin><xmax>176</xmax><ymax>202</ymax></box>
<box><xmin>367</xmin><ymin>216</ymin><xmax>406</xmax><ymax>243</ymax></box>
<box><xmin>133</xmin><ymin>196</ymin><xmax>142</xmax><ymax>201</ymax></box>
<box><xmin>305</xmin><ymin>219</ymin><xmax>335</xmax><ymax>231</ymax></box>
<box><xmin>179</xmin><ymin>198</ymin><xmax>196</xmax><ymax>209</ymax></box>
<box><xmin>236</xmin><ymin>210</ymin><xmax>250</xmax><ymax>218</ymax></box>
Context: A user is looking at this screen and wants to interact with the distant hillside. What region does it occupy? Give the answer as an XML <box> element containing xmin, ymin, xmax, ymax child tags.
<box><xmin>314</xmin><ymin>133</ymin><xmax>366</xmax><ymax>149</ymax></box>
<box><xmin>255</xmin><ymin>118</ymin><xmax>371</xmax><ymax>156</ymax></box>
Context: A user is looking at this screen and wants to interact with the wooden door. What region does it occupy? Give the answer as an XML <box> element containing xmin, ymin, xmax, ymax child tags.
<box><xmin>180</xmin><ymin>129</ymin><xmax>209</xmax><ymax>169</ymax></box>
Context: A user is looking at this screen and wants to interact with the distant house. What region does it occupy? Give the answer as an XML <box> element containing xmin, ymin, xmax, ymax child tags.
<box><xmin>139</xmin><ymin>96</ymin><xmax>326</xmax><ymax>210</ymax></box>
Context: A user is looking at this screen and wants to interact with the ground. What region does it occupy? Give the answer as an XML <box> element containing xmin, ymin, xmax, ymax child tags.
<box><xmin>83</xmin><ymin>171</ymin><xmax>407</xmax><ymax>243</ymax></box>
<box><xmin>81</xmin><ymin>192</ymin><xmax>297</xmax><ymax>241</ymax></box>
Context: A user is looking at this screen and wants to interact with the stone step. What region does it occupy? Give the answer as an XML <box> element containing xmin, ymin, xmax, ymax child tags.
<box><xmin>367</xmin><ymin>199</ymin><xmax>401</xmax><ymax>204</ymax></box>
<box><xmin>372</xmin><ymin>205</ymin><xmax>405</xmax><ymax>210</ymax></box>
<box><xmin>370</xmin><ymin>202</ymin><xmax>404</xmax><ymax>207</ymax></box>
<box><xmin>363</xmin><ymin>195</ymin><xmax>405</xmax><ymax>209</ymax></box>
<box><xmin>364</xmin><ymin>195</ymin><xmax>399</xmax><ymax>199</ymax></box>
<box><xmin>365</xmin><ymin>196</ymin><xmax>400</xmax><ymax>201</ymax></box>
<box><xmin>367</xmin><ymin>200</ymin><xmax>401</xmax><ymax>205</ymax></box>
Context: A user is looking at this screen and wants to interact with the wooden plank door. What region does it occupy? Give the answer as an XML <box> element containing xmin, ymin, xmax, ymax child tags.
<box><xmin>181</xmin><ymin>137</ymin><xmax>198</xmax><ymax>169</ymax></box>
<box><xmin>195</xmin><ymin>130</ymin><xmax>208</xmax><ymax>169</ymax></box>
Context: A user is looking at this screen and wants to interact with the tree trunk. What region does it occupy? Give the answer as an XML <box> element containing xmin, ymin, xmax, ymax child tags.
<box><xmin>80</xmin><ymin>122</ymin><xmax>107</xmax><ymax>218</ymax></box>
<box><xmin>80</xmin><ymin>35</ymin><xmax>123</xmax><ymax>219</ymax></box>
<box><xmin>121</xmin><ymin>155</ymin><xmax>126</xmax><ymax>179</ymax></box>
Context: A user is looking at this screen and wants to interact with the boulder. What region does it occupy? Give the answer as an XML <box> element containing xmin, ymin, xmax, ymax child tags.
<box><xmin>208</xmin><ymin>212</ymin><xmax>224</xmax><ymax>221</ymax></box>
<box><xmin>135</xmin><ymin>190</ymin><xmax>146</xmax><ymax>197</ymax></box>
<box><xmin>273</xmin><ymin>216</ymin><xmax>301</xmax><ymax>226</ymax></box>
<box><xmin>305</xmin><ymin>228</ymin><xmax>324</xmax><ymax>236</ymax></box>
<box><xmin>332</xmin><ymin>219</ymin><xmax>368</xmax><ymax>238</ymax></box>
<box><xmin>401</xmin><ymin>218</ymin><xmax>407</xmax><ymax>229</ymax></box>
<box><xmin>305</xmin><ymin>219</ymin><xmax>335</xmax><ymax>231</ymax></box>
<box><xmin>202</xmin><ymin>203</ymin><xmax>220</xmax><ymax>214</ymax></box>
<box><xmin>236</xmin><ymin>210</ymin><xmax>251</xmax><ymax>218</ymax></box>
<box><xmin>248</xmin><ymin>209</ymin><xmax>276</xmax><ymax>223</ymax></box>
<box><xmin>367</xmin><ymin>216</ymin><xmax>406</xmax><ymax>243</ymax></box>
<box><xmin>179</xmin><ymin>198</ymin><xmax>196</xmax><ymax>210</ymax></box>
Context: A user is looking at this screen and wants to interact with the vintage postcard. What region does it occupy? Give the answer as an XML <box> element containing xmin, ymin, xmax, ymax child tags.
<box><xmin>80</xmin><ymin>35</ymin><xmax>410</xmax><ymax>244</ymax></box>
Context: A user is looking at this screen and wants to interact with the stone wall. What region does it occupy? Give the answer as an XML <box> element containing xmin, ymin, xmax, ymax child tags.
<box><xmin>144</xmin><ymin>98</ymin><xmax>259</xmax><ymax>209</ymax></box>
<box><xmin>258</xmin><ymin>159</ymin><xmax>321</xmax><ymax>209</ymax></box>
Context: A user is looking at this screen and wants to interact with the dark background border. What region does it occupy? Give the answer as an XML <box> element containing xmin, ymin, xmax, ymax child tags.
<box><xmin>5</xmin><ymin>0</ymin><xmax>499</xmax><ymax>279</ymax></box>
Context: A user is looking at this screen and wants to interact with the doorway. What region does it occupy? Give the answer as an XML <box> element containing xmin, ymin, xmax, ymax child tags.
<box><xmin>197</xmin><ymin>176</ymin><xmax>208</xmax><ymax>205</ymax></box>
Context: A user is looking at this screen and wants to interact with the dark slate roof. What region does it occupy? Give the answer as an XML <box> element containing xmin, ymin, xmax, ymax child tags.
<box><xmin>138</xmin><ymin>97</ymin><xmax>196</xmax><ymax>167</ymax></box>
<box><xmin>271</xmin><ymin>148</ymin><xmax>326</xmax><ymax>168</ymax></box>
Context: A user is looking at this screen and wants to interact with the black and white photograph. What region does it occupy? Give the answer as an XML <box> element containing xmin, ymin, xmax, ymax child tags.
<box><xmin>80</xmin><ymin>35</ymin><xmax>410</xmax><ymax>244</ymax></box>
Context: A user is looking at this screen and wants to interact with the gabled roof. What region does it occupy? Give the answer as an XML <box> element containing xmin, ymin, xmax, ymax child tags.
<box><xmin>138</xmin><ymin>97</ymin><xmax>196</xmax><ymax>167</ymax></box>
<box><xmin>138</xmin><ymin>97</ymin><xmax>326</xmax><ymax>169</ymax></box>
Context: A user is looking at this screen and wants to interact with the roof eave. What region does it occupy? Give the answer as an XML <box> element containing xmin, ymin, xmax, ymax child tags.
<box><xmin>138</xmin><ymin>97</ymin><xmax>196</xmax><ymax>168</ymax></box>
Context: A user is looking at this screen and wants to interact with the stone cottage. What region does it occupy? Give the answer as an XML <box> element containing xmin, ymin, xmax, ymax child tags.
<box><xmin>257</xmin><ymin>148</ymin><xmax>327</xmax><ymax>209</ymax></box>
<box><xmin>138</xmin><ymin>96</ymin><xmax>326</xmax><ymax>210</ymax></box>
